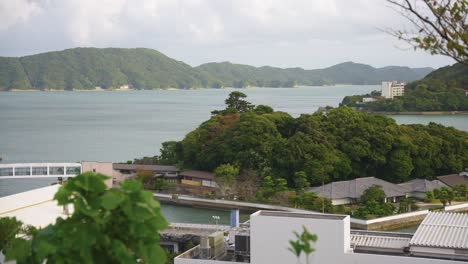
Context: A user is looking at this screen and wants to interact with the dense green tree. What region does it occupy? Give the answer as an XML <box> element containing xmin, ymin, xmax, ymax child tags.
<box><xmin>0</xmin><ymin>217</ymin><xmax>23</xmax><ymax>251</ymax></box>
<box><xmin>360</xmin><ymin>186</ymin><xmax>387</xmax><ymax>204</ymax></box>
<box><xmin>293</xmin><ymin>171</ymin><xmax>310</xmax><ymax>194</ymax></box>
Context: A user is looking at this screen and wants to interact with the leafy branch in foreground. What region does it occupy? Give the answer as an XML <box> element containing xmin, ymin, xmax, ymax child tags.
<box><xmin>387</xmin><ymin>0</ymin><xmax>468</xmax><ymax>64</ymax></box>
<box><xmin>4</xmin><ymin>172</ymin><xmax>168</xmax><ymax>264</ymax></box>
<box><xmin>288</xmin><ymin>227</ymin><xmax>318</xmax><ymax>264</ymax></box>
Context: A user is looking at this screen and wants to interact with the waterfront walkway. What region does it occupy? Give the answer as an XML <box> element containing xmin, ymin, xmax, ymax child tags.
<box><xmin>153</xmin><ymin>193</ymin><xmax>315</xmax><ymax>213</ymax></box>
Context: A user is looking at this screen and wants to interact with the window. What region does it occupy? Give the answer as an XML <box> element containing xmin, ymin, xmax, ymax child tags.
<box><xmin>49</xmin><ymin>167</ymin><xmax>64</xmax><ymax>175</ymax></box>
<box><xmin>0</xmin><ymin>168</ymin><xmax>13</xmax><ymax>176</ymax></box>
<box><xmin>32</xmin><ymin>167</ymin><xmax>47</xmax><ymax>175</ymax></box>
<box><xmin>15</xmin><ymin>167</ymin><xmax>30</xmax><ymax>176</ymax></box>
<box><xmin>66</xmin><ymin>167</ymin><xmax>81</xmax><ymax>175</ymax></box>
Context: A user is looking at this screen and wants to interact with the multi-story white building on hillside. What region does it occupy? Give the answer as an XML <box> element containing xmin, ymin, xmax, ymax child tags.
<box><xmin>382</xmin><ymin>81</ymin><xmax>405</xmax><ymax>99</ymax></box>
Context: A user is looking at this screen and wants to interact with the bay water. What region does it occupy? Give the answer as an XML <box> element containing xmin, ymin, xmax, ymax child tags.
<box><xmin>1</xmin><ymin>86</ymin><xmax>466</xmax><ymax>225</ymax></box>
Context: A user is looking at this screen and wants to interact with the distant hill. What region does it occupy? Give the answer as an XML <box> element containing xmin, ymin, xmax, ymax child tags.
<box><xmin>341</xmin><ymin>63</ymin><xmax>468</xmax><ymax>111</ymax></box>
<box><xmin>196</xmin><ymin>61</ymin><xmax>433</xmax><ymax>87</ymax></box>
<box><xmin>0</xmin><ymin>48</ymin><xmax>433</xmax><ymax>90</ymax></box>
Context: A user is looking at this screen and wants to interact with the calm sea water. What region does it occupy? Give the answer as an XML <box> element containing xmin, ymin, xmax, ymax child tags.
<box><xmin>1</xmin><ymin>86</ymin><xmax>466</xmax><ymax>224</ymax></box>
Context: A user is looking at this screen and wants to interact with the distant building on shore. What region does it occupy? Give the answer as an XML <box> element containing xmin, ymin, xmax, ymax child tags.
<box><xmin>382</xmin><ymin>81</ymin><xmax>405</xmax><ymax>99</ymax></box>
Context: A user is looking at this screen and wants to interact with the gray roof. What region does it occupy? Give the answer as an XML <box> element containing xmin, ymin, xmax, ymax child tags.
<box><xmin>398</xmin><ymin>179</ymin><xmax>447</xmax><ymax>193</ymax></box>
<box><xmin>308</xmin><ymin>177</ymin><xmax>406</xmax><ymax>200</ymax></box>
<box><xmin>437</xmin><ymin>173</ymin><xmax>468</xmax><ymax>188</ymax></box>
<box><xmin>351</xmin><ymin>234</ymin><xmax>411</xmax><ymax>250</ymax></box>
<box><xmin>410</xmin><ymin>212</ymin><xmax>468</xmax><ymax>249</ymax></box>
<box><xmin>112</xmin><ymin>163</ymin><xmax>179</xmax><ymax>172</ymax></box>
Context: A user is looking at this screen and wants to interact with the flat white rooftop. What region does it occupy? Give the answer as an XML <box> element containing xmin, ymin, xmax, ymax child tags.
<box><xmin>0</xmin><ymin>184</ymin><xmax>68</xmax><ymax>228</ymax></box>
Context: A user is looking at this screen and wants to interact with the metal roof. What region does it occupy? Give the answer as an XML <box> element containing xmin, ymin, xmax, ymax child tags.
<box><xmin>308</xmin><ymin>177</ymin><xmax>406</xmax><ymax>199</ymax></box>
<box><xmin>398</xmin><ymin>179</ymin><xmax>447</xmax><ymax>193</ymax></box>
<box><xmin>410</xmin><ymin>212</ymin><xmax>468</xmax><ymax>249</ymax></box>
<box><xmin>351</xmin><ymin>234</ymin><xmax>411</xmax><ymax>250</ymax></box>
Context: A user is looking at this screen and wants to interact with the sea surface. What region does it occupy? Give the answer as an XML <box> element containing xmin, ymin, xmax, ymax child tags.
<box><xmin>1</xmin><ymin>86</ymin><xmax>466</xmax><ymax>226</ymax></box>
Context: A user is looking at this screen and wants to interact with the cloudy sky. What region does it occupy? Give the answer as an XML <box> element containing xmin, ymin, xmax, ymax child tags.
<box><xmin>0</xmin><ymin>0</ymin><xmax>454</xmax><ymax>69</ymax></box>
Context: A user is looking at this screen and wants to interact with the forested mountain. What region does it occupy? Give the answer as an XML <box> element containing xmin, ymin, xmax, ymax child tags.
<box><xmin>153</xmin><ymin>92</ymin><xmax>468</xmax><ymax>187</ymax></box>
<box><xmin>197</xmin><ymin>61</ymin><xmax>433</xmax><ymax>87</ymax></box>
<box><xmin>0</xmin><ymin>48</ymin><xmax>215</xmax><ymax>90</ymax></box>
<box><xmin>0</xmin><ymin>48</ymin><xmax>433</xmax><ymax>90</ymax></box>
<box><xmin>341</xmin><ymin>63</ymin><xmax>468</xmax><ymax>111</ymax></box>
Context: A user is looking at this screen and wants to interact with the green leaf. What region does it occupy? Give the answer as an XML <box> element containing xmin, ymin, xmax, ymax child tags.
<box><xmin>100</xmin><ymin>189</ymin><xmax>124</xmax><ymax>210</ymax></box>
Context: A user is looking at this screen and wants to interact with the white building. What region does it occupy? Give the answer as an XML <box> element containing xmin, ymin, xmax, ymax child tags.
<box><xmin>175</xmin><ymin>211</ymin><xmax>467</xmax><ymax>264</ymax></box>
<box><xmin>382</xmin><ymin>81</ymin><xmax>405</xmax><ymax>99</ymax></box>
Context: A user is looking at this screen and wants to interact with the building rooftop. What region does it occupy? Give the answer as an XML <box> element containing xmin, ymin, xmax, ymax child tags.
<box><xmin>437</xmin><ymin>173</ymin><xmax>468</xmax><ymax>188</ymax></box>
<box><xmin>351</xmin><ymin>231</ymin><xmax>411</xmax><ymax>252</ymax></box>
<box><xmin>180</xmin><ymin>170</ymin><xmax>215</xmax><ymax>180</ymax></box>
<box><xmin>410</xmin><ymin>211</ymin><xmax>468</xmax><ymax>250</ymax></box>
<box><xmin>398</xmin><ymin>179</ymin><xmax>447</xmax><ymax>193</ymax></box>
<box><xmin>0</xmin><ymin>184</ymin><xmax>67</xmax><ymax>228</ymax></box>
<box><xmin>112</xmin><ymin>163</ymin><xmax>179</xmax><ymax>172</ymax></box>
<box><xmin>308</xmin><ymin>177</ymin><xmax>407</xmax><ymax>200</ymax></box>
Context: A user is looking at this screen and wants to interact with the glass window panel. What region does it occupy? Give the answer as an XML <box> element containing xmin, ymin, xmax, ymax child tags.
<box><xmin>49</xmin><ymin>167</ymin><xmax>64</xmax><ymax>175</ymax></box>
<box><xmin>66</xmin><ymin>167</ymin><xmax>81</xmax><ymax>175</ymax></box>
<box><xmin>0</xmin><ymin>168</ymin><xmax>13</xmax><ymax>176</ymax></box>
<box><xmin>32</xmin><ymin>167</ymin><xmax>48</xmax><ymax>175</ymax></box>
<box><xmin>15</xmin><ymin>167</ymin><xmax>31</xmax><ymax>176</ymax></box>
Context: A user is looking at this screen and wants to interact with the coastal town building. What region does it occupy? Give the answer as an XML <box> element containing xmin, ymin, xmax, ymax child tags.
<box><xmin>398</xmin><ymin>179</ymin><xmax>448</xmax><ymax>199</ymax></box>
<box><xmin>381</xmin><ymin>81</ymin><xmax>405</xmax><ymax>99</ymax></box>
<box><xmin>180</xmin><ymin>170</ymin><xmax>219</xmax><ymax>195</ymax></box>
<box><xmin>308</xmin><ymin>177</ymin><xmax>407</xmax><ymax>205</ymax></box>
<box><xmin>111</xmin><ymin>163</ymin><xmax>180</xmax><ymax>183</ymax></box>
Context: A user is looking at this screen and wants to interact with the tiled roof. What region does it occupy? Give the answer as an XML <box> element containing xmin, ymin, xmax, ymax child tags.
<box><xmin>398</xmin><ymin>179</ymin><xmax>447</xmax><ymax>193</ymax></box>
<box><xmin>437</xmin><ymin>174</ymin><xmax>468</xmax><ymax>188</ymax></box>
<box><xmin>410</xmin><ymin>212</ymin><xmax>468</xmax><ymax>249</ymax></box>
<box><xmin>112</xmin><ymin>163</ymin><xmax>179</xmax><ymax>172</ymax></box>
<box><xmin>180</xmin><ymin>170</ymin><xmax>215</xmax><ymax>180</ymax></box>
<box><xmin>308</xmin><ymin>177</ymin><xmax>406</xmax><ymax>200</ymax></box>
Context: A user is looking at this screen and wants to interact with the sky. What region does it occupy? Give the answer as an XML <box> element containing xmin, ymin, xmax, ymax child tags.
<box><xmin>0</xmin><ymin>0</ymin><xmax>455</xmax><ymax>69</ymax></box>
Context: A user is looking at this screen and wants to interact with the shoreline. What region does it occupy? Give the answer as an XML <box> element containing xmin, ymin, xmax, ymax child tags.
<box><xmin>367</xmin><ymin>111</ymin><xmax>468</xmax><ymax>116</ymax></box>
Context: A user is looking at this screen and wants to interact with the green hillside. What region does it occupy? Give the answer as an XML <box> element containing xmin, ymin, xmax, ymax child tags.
<box><xmin>196</xmin><ymin>61</ymin><xmax>433</xmax><ymax>87</ymax></box>
<box><xmin>0</xmin><ymin>48</ymin><xmax>216</xmax><ymax>90</ymax></box>
<box><xmin>0</xmin><ymin>48</ymin><xmax>434</xmax><ymax>90</ymax></box>
<box><xmin>341</xmin><ymin>63</ymin><xmax>468</xmax><ymax>111</ymax></box>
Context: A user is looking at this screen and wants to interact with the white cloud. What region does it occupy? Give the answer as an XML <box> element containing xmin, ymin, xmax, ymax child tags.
<box><xmin>0</xmin><ymin>0</ymin><xmax>455</xmax><ymax>68</ymax></box>
<box><xmin>0</xmin><ymin>0</ymin><xmax>42</xmax><ymax>30</ymax></box>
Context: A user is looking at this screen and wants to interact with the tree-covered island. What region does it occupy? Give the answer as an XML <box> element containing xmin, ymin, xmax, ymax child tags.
<box><xmin>133</xmin><ymin>92</ymin><xmax>468</xmax><ymax>215</ymax></box>
<box><xmin>340</xmin><ymin>63</ymin><xmax>468</xmax><ymax>112</ymax></box>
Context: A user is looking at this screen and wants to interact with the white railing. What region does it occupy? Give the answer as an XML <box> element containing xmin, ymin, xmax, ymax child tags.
<box><xmin>444</xmin><ymin>202</ymin><xmax>468</xmax><ymax>212</ymax></box>
<box><xmin>350</xmin><ymin>210</ymin><xmax>429</xmax><ymax>226</ymax></box>
<box><xmin>0</xmin><ymin>163</ymin><xmax>81</xmax><ymax>179</ymax></box>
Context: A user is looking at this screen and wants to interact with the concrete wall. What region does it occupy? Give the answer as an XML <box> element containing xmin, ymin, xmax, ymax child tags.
<box><xmin>351</xmin><ymin>210</ymin><xmax>429</xmax><ymax>230</ymax></box>
<box><xmin>445</xmin><ymin>203</ymin><xmax>468</xmax><ymax>212</ymax></box>
<box><xmin>81</xmin><ymin>161</ymin><xmax>114</xmax><ymax>187</ymax></box>
<box><xmin>332</xmin><ymin>198</ymin><xmax>353</xmax><ymax>205</ymax></box>
<box><xmin>250</xmin><ymin>212</ymin><xmax>350</xmax><ymax>264</ymax></box>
